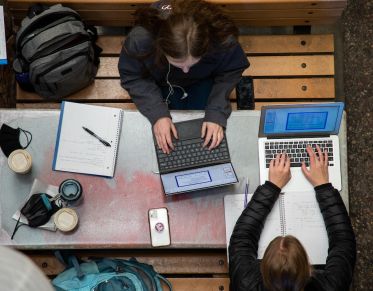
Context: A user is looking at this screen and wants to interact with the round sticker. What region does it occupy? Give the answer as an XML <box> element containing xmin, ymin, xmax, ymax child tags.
<box><xmin>155</xmin><ymin>222</ymin><xmax>164</xmax><ymax>232</ymax></box>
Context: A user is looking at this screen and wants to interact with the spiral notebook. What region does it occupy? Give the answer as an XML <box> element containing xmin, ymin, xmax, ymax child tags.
<box><xmin>224</xmin><ymin>191</ymin><xmax>329</xmax><ymax>264</ymax></box>
<box><xmin>53</xmin><ymin>102</ymin><xmax>123</xmax><ymax>177</ymax></box>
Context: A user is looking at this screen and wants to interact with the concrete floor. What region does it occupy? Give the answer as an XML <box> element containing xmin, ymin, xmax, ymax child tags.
<box><xmin>341</xmin><ymin>1</ymin><xmax>373</xmax><ymax>289</ymax></box>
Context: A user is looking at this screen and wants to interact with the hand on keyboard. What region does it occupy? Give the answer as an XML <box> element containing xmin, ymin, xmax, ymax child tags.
<box><xmin>153</xmin><ymin>117</ymin><xmax>178</xmax><ymax>154</ymax></box>
<box><xmin>201</xmin><ymin>122</ymin><xmax>224</xmax><ymax>150</ymax></box>
<box><xmin>268</xmin><ymin>152</ymin><xmax>291</xmax><ymax>189</ymax></box>
<box><xmin>301</xmin><ymin>145</ymin><xmax>329</xmax><ymax>187</ymax></box>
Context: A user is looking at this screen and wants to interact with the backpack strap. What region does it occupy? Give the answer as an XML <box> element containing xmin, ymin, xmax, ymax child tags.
<box><xmin>155</xmin><ymin>274</ymin><xmax>173</xmax><ymax>291</ymax></box>
<box><xmin>86</xmin><ymin>25</ymin><xmax>102</xmax><ymax>66</ymax></box>
<box><xmin>54</xmin><ymin>251</ymin><xmax>84</xmax><ymax>279</ymax></box>
<box><xmin>27</xmin><ymin>3</ymin><xmax>50</xmax><ymax>19</ymax></box>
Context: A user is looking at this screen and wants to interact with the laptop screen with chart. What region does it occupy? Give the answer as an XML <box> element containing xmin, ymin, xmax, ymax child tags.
<box><xmin>258</xmin><ymin>103</ymin><xmax>344</xmax><ymax>192</ymax></box>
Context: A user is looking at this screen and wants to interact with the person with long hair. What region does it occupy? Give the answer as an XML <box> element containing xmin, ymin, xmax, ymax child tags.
<box><xmin>229</xmin><ymin>146</ymin><xmax>356</xmax><ymax>291</ymax></box>
<box><xmin>118</xmin><ymin>0</ymin><xmax>249</xmax><ymax>154</ymax></box>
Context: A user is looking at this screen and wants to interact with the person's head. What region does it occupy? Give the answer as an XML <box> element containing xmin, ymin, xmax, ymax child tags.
<box><xmin>135</xmin><ymin>0</ymin><xmax>238</xmax><ymax>71</ymax></box>
<box><xmin>0</xmin><ymin>246</ymin><xmax>54</xmax><ymax>291</ymax></box>
<box><xmin>260</xmin><ymin>235</ymin><xmax>312</xmax><ymax>291</ymax></box>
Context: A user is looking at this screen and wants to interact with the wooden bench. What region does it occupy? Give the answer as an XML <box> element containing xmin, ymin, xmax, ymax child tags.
<box><xmin>8</xmin><ymin>0</ymin><xmax>346</xmax><ymax>26</ymax></box>
<box><xmin>16</xmin><ymin>34</ymin><xmax>336</xmax><ymax>110</ymax></box>
<box><xmin>25</xmin><ymin>249</ymin><xmax>230</xmax><ymax>290</ymax></box>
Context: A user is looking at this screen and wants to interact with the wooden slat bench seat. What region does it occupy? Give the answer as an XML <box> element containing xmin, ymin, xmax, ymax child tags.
<box><xmin>8</xmin><ymin>0</ymin><xmax>347</xmax><ymax>26</ymax></box>
<box><xmin>16</xmin><ymin>34</ymin><xmax>336</xmax><ymax>110</ymax></box>
<box><xmin>24</xmin><ymin>249</ymin><xmax>230</xmax><ymax>291</ymax></box>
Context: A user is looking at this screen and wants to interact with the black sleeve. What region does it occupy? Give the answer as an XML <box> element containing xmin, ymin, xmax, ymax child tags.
<box><xmin>204</xmin><ymin>43</ymin><xmax>249</xmax><ymax>127</ymax></box>
<box><xmin>315</xmin><ymin>183</ymin><xmax>356</xmax><ymax>290</ymax></box>
<box><xmin>228</xmin><ymin>181</ymin><xmax>281</xmax><ymax>290</ymax></box>
<box><xmin>118</xmin><ymin>27</ymin><xmax>171</xmax><ymax>125</ymax></box>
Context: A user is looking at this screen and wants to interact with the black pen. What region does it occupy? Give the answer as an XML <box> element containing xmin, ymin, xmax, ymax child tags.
<box><xmin>82</xmin><ymin>126</ymin><xmax>111</xmax><ymax>147</ymax></box>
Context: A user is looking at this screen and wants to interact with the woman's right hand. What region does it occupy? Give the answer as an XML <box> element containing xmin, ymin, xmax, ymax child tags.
<box><xmin>153</xmin><ymin>117</ymin><xmax>178</xmax><ymax>154</ymax></box>
<box><xmin>301</xmin><ymin>145</ymin><xmax>329</xmax><ymax>187</ymax></box>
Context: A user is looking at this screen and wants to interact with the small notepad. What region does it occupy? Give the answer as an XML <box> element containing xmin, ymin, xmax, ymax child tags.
<box><xmin>224</xmin><ymin>190</ymin><xmax>329</xmax><ymax>264</ymax></box>
<box><xmin>53</xmin><ymin>102</ymin><xmax>123</xmax><ymax>177</ymax></box>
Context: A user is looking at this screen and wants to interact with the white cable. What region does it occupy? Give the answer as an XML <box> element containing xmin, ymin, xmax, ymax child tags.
<box><xmin>164</xmin><ymin>62</ymin><xmax>188</xmax><ymax>105</ymax></box>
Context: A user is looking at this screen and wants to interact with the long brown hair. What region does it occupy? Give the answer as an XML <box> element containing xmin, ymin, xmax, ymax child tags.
<box><xmin>260</xmin><ymin>235</ymin><xmax>312</xmax><ymax>291</ymax></box>
<box><xmin>134</xmin><ymin>0</ymin><xmax>238</xmax><ymax>61</ymax></box>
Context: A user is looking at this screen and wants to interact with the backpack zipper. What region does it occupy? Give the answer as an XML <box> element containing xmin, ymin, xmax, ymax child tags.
<box><xmin>29</xmin><ymin>34</ymin><xmax>91</xmax><ymax>63</ymax></box>
<box><xmin>17</xmin><ymin>11</ymin><xmax>81</xmax><ymax>53</ymax></box>
<box><xmin>20</xmin><ymin>17</ymin><xmax>81</xmax><ymax>51</ymax></box>
<box><xmin>34</xmin><ymin>50</ymin><xmax>92</xmax><ymax>83</ymax></box>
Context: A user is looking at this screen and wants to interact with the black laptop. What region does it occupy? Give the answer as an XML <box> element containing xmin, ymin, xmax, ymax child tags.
<box><xmin>154</xmin><ymin>118</ymin><xmax>238</xmax><ymax>195</ymax></box>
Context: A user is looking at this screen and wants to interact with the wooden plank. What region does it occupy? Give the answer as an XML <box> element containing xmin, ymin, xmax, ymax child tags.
<box><xmin>254</xmin><ymin>78</ymin><xmax>335</xmax><ymax>99</ymax></box>
<box><xmin>17</xmin><ymin>77</ymin><xmax>334</xmax><ymax>102</ymax></box>
<box><xmin>96</xmin><ymin>55</ymin><xmax>334</xmax><ymax>78</ymax></box>
<box><xmin>25</xmin><ymin>251</ymin><xmax>229</xmax><ymax>276</ymax></box>
<box><xmin>245</xmin><ymin>55</ymin><xmax>334</xmax><ymax>76</ymax></box>
<box><xmin>97</xmin><ymin>35</ymin><xmax>334</xmax><ymax>56</ymax></box>
<box><xmin>17</xmin><ymin>102</ymin><xmax>324</xmax><ymax>110</ymax></box>
<box><xmin>11</xmin><ymin>13</ymin><xmax>341</xmax><ymax>27</ymax></box>
<box><xmin>165</xmin><ymin>278</ymin><xmax>229</xmax><ymax>291</ymax></box>
<box><xmin>239</xmin><ymin>35</ymin><xmax>334</xmax><ymax>54</ymax></box>
<box><xmin>16</xmin><ymin>80</ymin><xmax>130</xmax><ymax>101</ymax></box>
<box><xmin>7</xmin><ymin>0</ymin><xmax>347</xmax><ymax>11</ymax></box>
<box><xmin>250</xmin><ymin>101</ymin><xmax>328</xmax><ymax>110</ymax></box>
<box><xmin>9</xmin><ymin>8</ymin><xmax>343</xmax><ymax>20</ymax></box>
<box><xmin>16</xmin><ymin>103</ymin><xmax>138</xmax><ymax>109</ymax></box>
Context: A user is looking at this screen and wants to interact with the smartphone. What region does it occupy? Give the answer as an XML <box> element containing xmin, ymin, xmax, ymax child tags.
<box><xmin>148</xmin><ymin>208</ymin><xmax>171</xmax><ymax>247</ymax></box>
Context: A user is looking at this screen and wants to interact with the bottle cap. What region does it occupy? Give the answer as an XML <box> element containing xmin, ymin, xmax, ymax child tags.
<box><xmin>8</xmin><ymin>149</ymin><xmax>32</xmax><ymax>174</ymax></box>
<box><xmin>54</xmin><ymin>208</ymin><xmax>78</xmax><ymax>232</ymax></box>
<box><xmin>59</xmin><ymin>179</ymin><xmax>83</xmax><ymax>206</ymax></box>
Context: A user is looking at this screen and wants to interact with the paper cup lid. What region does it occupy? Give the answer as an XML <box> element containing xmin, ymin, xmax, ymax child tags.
<box><xmin>54</xmin><ymin>208</ymin><xmax>78</xmax><ymax>232</ymax></box>
<box><xmin>8</xmin><ymin>149</ymin><xmax>32</xmax><ymax>174</ymax></box>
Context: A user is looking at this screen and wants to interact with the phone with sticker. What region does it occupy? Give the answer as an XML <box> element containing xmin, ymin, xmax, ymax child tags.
<box><xmin>148</xmin><ymin>207</ymin><xmax>171</xmax><ymax>247</ymax></box>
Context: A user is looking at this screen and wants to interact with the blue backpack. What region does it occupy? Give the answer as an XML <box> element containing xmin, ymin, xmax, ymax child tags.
<box><xmin>52</xmin><ymin>257</ymin><xmax>172</xmax><ymax>291</ymax></box>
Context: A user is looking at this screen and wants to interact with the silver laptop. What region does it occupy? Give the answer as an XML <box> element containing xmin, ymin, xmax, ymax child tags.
<box><xmin>258</xmin><ymin>103</ymin><xmax>344</xmax><ymax>192</ymax></box>
<box><xmin>154</xmin><ymin>118</ymin><xmax>238</xmax><ymax>195</ymax></box>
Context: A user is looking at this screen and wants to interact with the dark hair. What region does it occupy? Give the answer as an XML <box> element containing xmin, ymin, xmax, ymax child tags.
<box><xmin>260</xmin><ymin>235</ymin><xmax>312</xmax><ymax>291</ymax></box>
<box><xmin>134</xmin><ymin>0</ymin><xmax>238</xmax><ymax>61</ymax></box>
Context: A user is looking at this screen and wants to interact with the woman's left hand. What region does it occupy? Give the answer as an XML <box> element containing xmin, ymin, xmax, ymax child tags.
<box><xmin>201</xmin><ymin>122</ymin><xmax>224</xmax><ymax>150</ymax></box>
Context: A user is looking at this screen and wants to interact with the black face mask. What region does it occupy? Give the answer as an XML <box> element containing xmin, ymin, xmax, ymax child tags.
<box><xmin>11</xmin><ymin>193</ymin><xmax>60</xmax><ymax>239</ymax></box>
<box><xmin>0</xmin><ymin>123</ymin><xmax>32</xmax><ymax>157</ymax></box>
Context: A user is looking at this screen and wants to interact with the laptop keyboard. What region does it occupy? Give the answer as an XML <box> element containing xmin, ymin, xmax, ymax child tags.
<box><xmin>156</xmin><ymin>137</ymin><xmax>230</xmax><ymax>173</ymax></box>
<box><xmin>265</xmin><ymin>139</ymin><xmax>334</xmax><ymax>168</ymax></box>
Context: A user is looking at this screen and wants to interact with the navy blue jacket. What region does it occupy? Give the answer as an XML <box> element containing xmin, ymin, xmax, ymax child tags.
<box><xmin>229</xmin><ymin>182</ymin><xmax>356</xmax><ymax>291</ymax></box>
<box><xmin>118</xmin><ymin>26</ymin><xmax>249</xmax><ymax>127</ymax></box>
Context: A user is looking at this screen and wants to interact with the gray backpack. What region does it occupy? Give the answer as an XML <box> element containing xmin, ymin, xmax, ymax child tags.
<box><xmin>13</xmin><ymin>4</ymin><xmax>101</xmax><ymax>99</ymax></box>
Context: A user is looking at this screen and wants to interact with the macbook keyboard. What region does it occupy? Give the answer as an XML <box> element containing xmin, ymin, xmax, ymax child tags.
<box><xmin>265</xmin><ymin>139</ymin><xmax>334</xmax><ymax>168</ymax></box>
<box><xmin>156</xmin><ymin>137</ymin><xmax>230</xmax><ymax>173</ymax></box>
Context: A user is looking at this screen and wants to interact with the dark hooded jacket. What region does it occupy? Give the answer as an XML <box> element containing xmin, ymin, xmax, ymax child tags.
<box><xmin>118</xmin><ymin>2</ymin><xmax>249</xmax><ymax>127</ymax></box>
<box><xmin>229</xmin><ymin>181</ymin><xmax>356</xmax><ymax>291</ymax></box>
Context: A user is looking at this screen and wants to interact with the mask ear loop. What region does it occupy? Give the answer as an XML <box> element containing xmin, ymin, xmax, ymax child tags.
<box><xmin>19</xmin><ymin>129</ymin><xmax>32</xmax><ymax>149</ymax></box>
<box><xmin>11</xmin><ymin>216</ymin><xmax>26</xmax><ymax>240</ymax></box>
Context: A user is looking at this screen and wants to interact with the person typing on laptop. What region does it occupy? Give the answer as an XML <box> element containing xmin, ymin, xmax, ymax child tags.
<box><xmin>118</xmin><ymin>0</ymin><xmax>249</xmax><ymax>154</ymax></box>
<box><xmin>229</xmin><ymin>146</ymin><xmax>356</xmax><ymax>291</ymax></box>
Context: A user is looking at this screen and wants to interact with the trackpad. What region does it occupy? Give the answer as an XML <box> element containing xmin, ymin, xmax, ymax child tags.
<box><xmin>161</xmin><ymin>163</ymin><xmax>237</xmax><ymax>195</ymax></box>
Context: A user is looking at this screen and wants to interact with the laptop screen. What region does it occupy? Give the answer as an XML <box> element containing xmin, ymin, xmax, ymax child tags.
<box><xmin>260</xmin><ymin>103</ymin><xmax>344</xmax><ymax>137</ymax></box>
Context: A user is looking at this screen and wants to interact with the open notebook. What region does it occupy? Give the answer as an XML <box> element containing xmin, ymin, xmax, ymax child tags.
<box><xmin>53</xmin><ymin>102</ymin><xmax>123</xmax><ymax>177</ymax></box>
<box><xmin>224</xmin><ymin>191</ymin><xmax>329</xmax><ymax>264</ymax></box>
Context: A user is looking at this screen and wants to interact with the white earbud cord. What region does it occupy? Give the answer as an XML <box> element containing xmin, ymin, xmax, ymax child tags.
<box><xmin>164</xmin><ymin>62</ymin><xmax>188</xmax><ymax>105</ymax></box>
